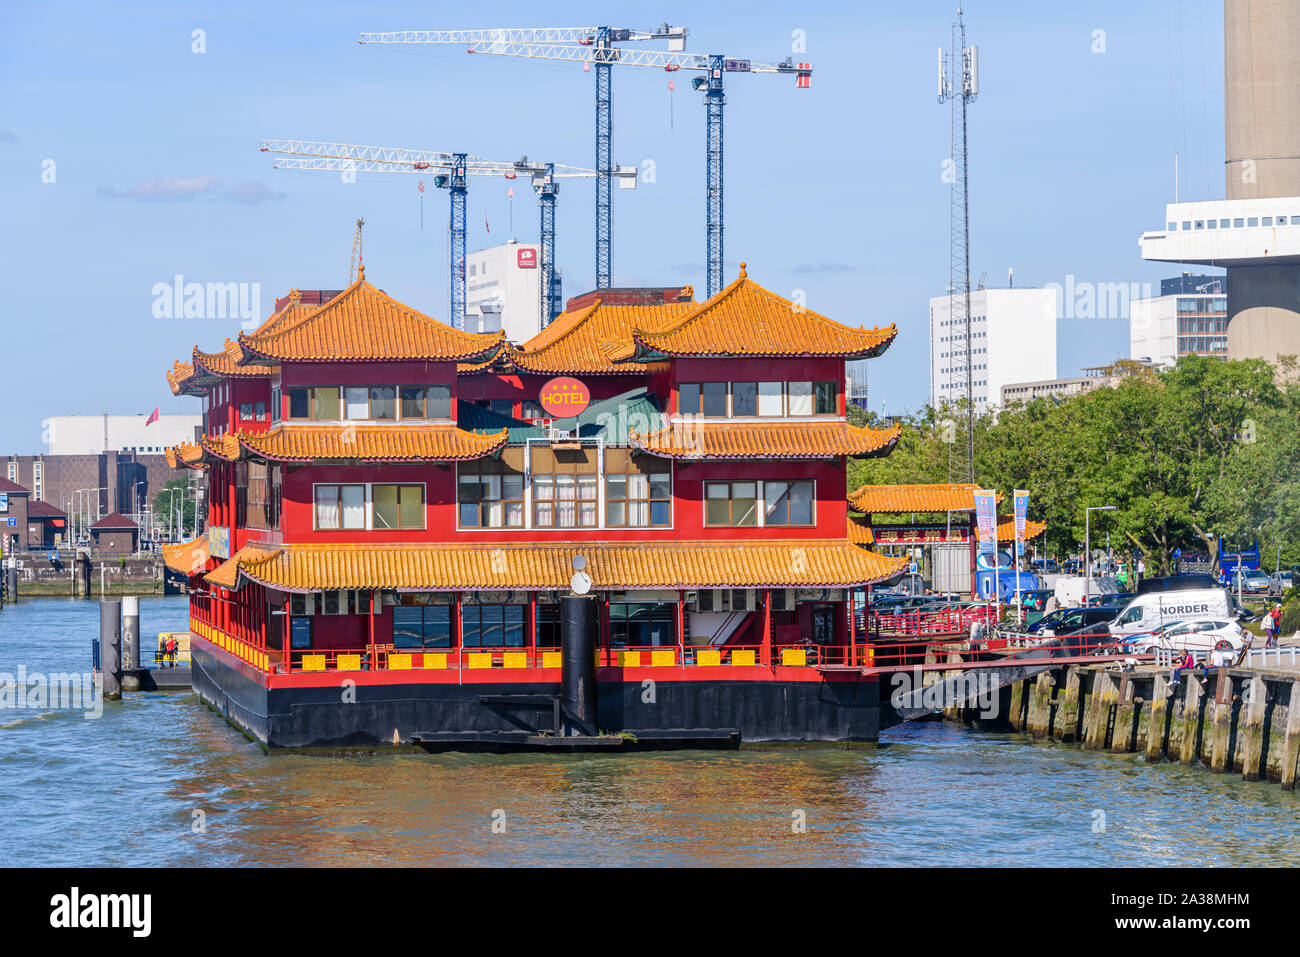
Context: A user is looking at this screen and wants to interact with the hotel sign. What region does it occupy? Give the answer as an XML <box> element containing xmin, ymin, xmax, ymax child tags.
<box><xmin>540</xmin><ymin>376</ymin><xmax>591</xmax><ymax>417</ymax></box>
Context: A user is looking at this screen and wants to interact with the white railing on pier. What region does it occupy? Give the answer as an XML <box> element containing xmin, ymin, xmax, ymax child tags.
<box><xmin>1242</xmin><ymin>646</ymin><xmax>1300</xmax><ymax>670</ymax></box>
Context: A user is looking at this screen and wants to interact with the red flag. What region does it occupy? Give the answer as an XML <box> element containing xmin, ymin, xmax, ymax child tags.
<box><xmin>485</xmin><ymin>212</ymin><xmax>490</xmax><ymax>234</ymax></box>
<box><xmin>145</xmin><ymin>407</ymin><xmax>160</xmax><ymax>426</ymax></box>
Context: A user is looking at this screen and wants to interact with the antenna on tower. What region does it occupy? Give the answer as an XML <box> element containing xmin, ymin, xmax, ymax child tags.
<box><xmin>350</xmin><ymin>217</ymin><xmax>365</xmax><ymax>284</ymax></box>
<box><xmin>938</xmin><ymin>6</ymin><xmax>978</xmax><ymax>483</ymax></box>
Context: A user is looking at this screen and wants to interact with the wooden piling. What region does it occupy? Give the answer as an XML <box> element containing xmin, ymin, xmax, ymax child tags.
<box><xmin>1209</xmin><ymin>670</ymin><xmax>1235</xmax><ymax>774</ymax></box>
<box><xmin>1111</xmin><ymin>674</ymin><xmax>1138</xmax><ymax>754</ymax></box>
<box><xmin>1280</xmin><ymin>680</ymin><xmax>1300</xmax><ymax>790</ymax></box>
<box><xmin>1008</xmin><ymin>679</ymin><xmax>1027</xmax><ymax>732</ymax></box>
<box><xmin>1085</xmin><ymin>672</ymin><xmax>1114</xmax><ymax>750</ymax></box>
<box><xmin>1027</xmin><ymin>672</ymin><xmax>1052</xmax><ymax>738</ymax></box>
<box><xmin>1145</xmin><ymin>675</ymin><xmax>1169</xmax><ymax>762</ymax></box>
<box><xmin>1239</xmin><ymin>676</ymin><xmax>1268</xmax><ymax>781</ymax></box>
<box><xmin>1178</xmin><ymin>673</ymin><xmax>1204</xmax><ymax>766</ymax></box>
<box><xmin>1056</xmin><ymin>668</ymin><xmax>1082</xmax><ymax>742</ymax></box>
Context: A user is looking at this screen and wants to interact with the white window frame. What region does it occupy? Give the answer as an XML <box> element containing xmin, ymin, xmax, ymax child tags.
<box><xmin>702</xmin><ymin>478</ymin><xmax>818</xmax><ymax>529</ymax></box>
<box><xmin>311</xmin><ymin>482</ymin><xmax>428</xmax><ymax>531</ymax></box>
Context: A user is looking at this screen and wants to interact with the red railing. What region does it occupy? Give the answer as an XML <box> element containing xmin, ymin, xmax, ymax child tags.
<box><xmin>864</xmin><ymin>630</ymin><xmax>1145</xmax><ymax>671</ymax></box>
<box><xmin>868</xmin><ymin>604</ymin><xmax>1000</xmax><ymax>637</ymax></box>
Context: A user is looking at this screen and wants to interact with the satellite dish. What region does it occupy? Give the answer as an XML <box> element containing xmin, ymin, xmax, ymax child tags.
<box><xmin>572</xmin><ymin>554</ymin><xmax>587</xmax><ymax>572</ymax></box>
<box><xmin>570</xmin><ymin>570</ymin><xmax>592</xmax><ymax>595</ymax></box>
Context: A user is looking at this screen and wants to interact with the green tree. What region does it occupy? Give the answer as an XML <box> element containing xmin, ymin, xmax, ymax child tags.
<box><xmin>152</xmin><ymin>477</ymin><xmax>202</xmax><ymax>540</ymax></box>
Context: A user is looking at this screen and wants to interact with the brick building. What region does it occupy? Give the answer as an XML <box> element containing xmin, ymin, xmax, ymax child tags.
<box><xmin>90</xmin><ymin>512</ymin><xmax>139</xmax><ymax>557</ymax></box>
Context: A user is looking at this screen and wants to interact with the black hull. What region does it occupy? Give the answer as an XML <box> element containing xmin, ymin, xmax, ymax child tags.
<box><xmin>191</xmin><ymin>644</ymin><xmax>882</xmax><ymax>751</ymax></box>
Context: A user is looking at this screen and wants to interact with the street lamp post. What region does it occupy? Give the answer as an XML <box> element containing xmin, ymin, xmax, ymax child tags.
<box><xmin>1084</xmin><ymin>505</ymin><xmax>1117</xmax><ymax>605</ymax></box>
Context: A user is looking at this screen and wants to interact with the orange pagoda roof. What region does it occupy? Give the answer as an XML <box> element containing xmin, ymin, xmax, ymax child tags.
<box><xmin>630</xmin><ymin>421</ymin><xmax>901</xmax><ymax>460</ymax></box>
<box><xmin>848</xmin><ymin>483</ymin><xmax>1004</xmax><ymax>514</ymax></box>
<box><xmin>161</xmin><ymin>536</ymin><xmax>212</xmax><ymax>577</ymax></box>
<box><xmin>997</xmin><ymin>516</ymin><xmax>1047</xmax><ymax>542</ymax></box>
<box><xmin>847</xmin><ymin>515</ymin><xmax>874</xmax><ymax>546</ymax></box>
<box><xmin>167</xmin><ymin>295</ymin><xmax>320</xmax><ymax>395</ymax></box>
<box><xmin>236</xmin><ymin>270</ymin><xmax>503</xmax><ymax>364</ymax></box>
<box><xmin>234</xmin><ymin>423</ymin><xmax>507</xmax><ymax>463</ymax></box>
<box><xmin>629</xmin><ymin>264</ymin><xmax>897</xmax><ymax>360</ymax></box>
<box><xmin>511</xmin><ymin>297</ymin><xmax>697</xmax><ymax>375</ymax></box>
<box><xmin>210</xmin><ymin>539</ymin><xmax>908</xmax><ymax>593</ymax></box>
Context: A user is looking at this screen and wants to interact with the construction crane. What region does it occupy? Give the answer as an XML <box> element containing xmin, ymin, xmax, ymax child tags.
<box><xmin>349</xmin><ymin>217</ymin><xmax>365</xmax><ymax>283</ymax></box>
<box><xmin>261</xmin><ymin>139</ymin><xmax>609</xmax><ymax>330</ymax></box>
<box><xmin>360</xmin><ymin>26</ymin><xmax>686</xmax><ymax>291</ymax></box>
<box><xmin>357</xmin><ymin>28</ymin><xmax>810</xmax><ymax>298</ymax></box>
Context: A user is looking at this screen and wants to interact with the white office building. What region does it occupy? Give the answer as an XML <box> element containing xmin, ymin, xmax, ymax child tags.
<box><xmin>929</xmin><ymin>288</ymin><xmax>1056</xmax><ymax>411</ymax></box>
<box><xmin>464</xmin><ymin>239</ymin><xmax>552</xmax><ymax>343</ymax></box>
<box><xmin>1129</xmin><ymin>274</ymin><xmax>1228</xmax><ymax>366</ymax></box>
<box><xmin>46</xmin><ymin>414</ymin><xmax>202</xmax><ymax>456</ymax></box>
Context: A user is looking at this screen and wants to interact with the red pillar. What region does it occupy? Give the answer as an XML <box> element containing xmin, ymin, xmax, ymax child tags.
<box><xmin>368</xmin><ymin>591</ymin><xmax>377</xmax><ymax>669</ymax></box>
<box><xmin>849</xmin><ymin>589</ymin><xmax>857</xmax><ymax>667</ymax></box>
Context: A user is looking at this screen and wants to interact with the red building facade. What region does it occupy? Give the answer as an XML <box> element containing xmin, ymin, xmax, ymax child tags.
<box><xmin>164</xmin><ymin>264</ymin><xmax>909</xmax><ymax>748</ymax></box>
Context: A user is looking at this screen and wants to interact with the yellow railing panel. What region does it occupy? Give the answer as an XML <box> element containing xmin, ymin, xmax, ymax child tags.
<box><xmin>336</xmin><ymin>653</ymin><xmax>362</xmax><ymax>671</ymax></box>
<box><xmin>618</xmin><ymin>650</ymin><xmax>641</xmax><ymax>667</ymax></box>
<box><xmin>302</xmin><ymin>654</ymin><xmax>326</xmax><ymax>672</ymax></box>
<box><xmin>502</xmin><ymin>651</ymin><xmax>527</xmax><ymax>669</ymax></box>
<box><xmin>541</xmin><ymin>651</ymin><xmax>562</xmax><ymax>669</ymax></box>
<box><xmin>389</xmin><ymin>653</ymin><xmax>412</xmax><ymax>671</ymax></box>
<box><xmin>467</xmin><ymin>652</ymin><xmax>493</xmax><ymax>669</ymax></box>
<box><xmin>781</xmin><ymin>649</ymin><xmax>807</xmax><ymax>667</ymax></box>
<box><xmin>697</xmin><ymin>649</ymin><xmax>721</xmax><ymax>667</ymax></box>
<box><xmin>651</xmin><ymin>648</ymin><xmax>676</xmax><ymax>667</ymax></box>
<box><xmin>730</xmin><ymin>649</ymin><xmax>756</xmax><ymax>667</ymax></box>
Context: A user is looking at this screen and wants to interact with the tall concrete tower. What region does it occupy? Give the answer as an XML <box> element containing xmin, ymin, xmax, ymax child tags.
<box><xmin>1139</xmin><ymin>0</ymin><xmax>1300</xmax><ymax>369</ymax></box>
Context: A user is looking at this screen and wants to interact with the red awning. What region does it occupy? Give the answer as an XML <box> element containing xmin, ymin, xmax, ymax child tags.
<box><xmin>52</xmin><ymin>519</ymin><xmax>65</xmax><ymax>527</ymax></box>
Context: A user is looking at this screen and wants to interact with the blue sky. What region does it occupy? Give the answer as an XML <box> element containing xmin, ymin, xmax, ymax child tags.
<box><xmin>0</xmin><ymin>0</ymin><xmax>1225</xmax><ymax>452</ymax></box>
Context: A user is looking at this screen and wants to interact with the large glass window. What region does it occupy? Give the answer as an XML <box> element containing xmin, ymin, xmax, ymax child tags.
<box><xmin>344</xmin><ymin>387</ymin><xmax>369</xmax><ymax>419</ymax></box>
<box><xmin>531</xmin><ymin>446</ymin><xmax>598</xmax><ymax>528</ymax></box>
<box><xmin>763</xmin><ymin>480</ymin><xmax>815</xmax><ymax>526</ymax></box>
<box><xmin>605</xmin><ymin>449</ymin><xmax>672</xmax><ymax>527</ymax></box>
<box><xmin>372</xmin><ymin>484</ymin><xmax>425</xmax><ymax>529</ymax></box>
<box><xmin>608</xmin><ymin>602</ymin><xmax>677</xmax><ymax>647</ymax></box>
<box><xmin>814</xmin><ymin>381</ymin><xmax>838</xmax><ymax>415</ymax></box>
<box><xmin>314</xmin><ymin>484</ymin><xmax>366</xmax><ymax>530</ymax></box>
<box><xmin>731</xmin><ymin>381</ymin><xmax>758</xmax><ymax>416</ymax></box>
<box><xmin>679</xmin><ymin>383</ymin><xmax>701</xmax><ymax>415</ymax></box>
<box><xmin>393</xmin><ymin>602</ymin><xmax>451</xmax><ymax>649</ymax></box>
<box><xmin>311</xmin><ymin>387</ymin><xmax>340</xmax><ymax>420</ymax></box>
<box><xmin>458</xmin><ymin>451</ymin><xmax>525</xmax><ymax>528</ymax></box>
<box><xmin>701</xmin><ymin>382</ymin><xmax>727</xmax><ymax>416</ymax></box>
<box><xmin>461</xmin><ymin>599</ymin><xmax>525</xmax><ymax>648</ymax></box>
<box><xmin>787</xmin><ymin>381</ymin><xmax>814</xmax><ymax>415</ymax></box>
<box><xmin>705</xmin><ymin>481</ymin><xmax>758</xmax><ymax>526</ymax></box>
<box><xmin>369</xmin><ymin>387</ymin><xmax>396</xmax><ymax>420</ymax></box>
<box><xmin>757</xmin><ymin>381</ymin><xmax>783</xmax><ymax>416</ymax></box>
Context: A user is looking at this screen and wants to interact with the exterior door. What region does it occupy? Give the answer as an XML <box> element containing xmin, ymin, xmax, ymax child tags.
<box><xmin>812</xmin><ymin>605</ymin><xmax>836</xmax><ymax>645</ymax></box>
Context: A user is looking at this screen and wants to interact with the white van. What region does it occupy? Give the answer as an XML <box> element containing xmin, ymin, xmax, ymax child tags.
<box><xmin>1109</xmin><ymin>583</ymin><xmax>1235</xmax><ymax>638</ymax></box>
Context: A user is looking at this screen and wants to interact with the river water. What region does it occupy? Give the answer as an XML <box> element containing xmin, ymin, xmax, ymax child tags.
<box><xmin>1</xmin><ymin>595</ymin><xmax>1296</xmax><ymax>867</ymax></box>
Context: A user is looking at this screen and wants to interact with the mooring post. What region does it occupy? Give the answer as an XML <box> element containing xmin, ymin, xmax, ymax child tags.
<box><xmin>1027</xmin><ymin>672</ymin><xmax>1052</xmax><ymax>739</ymax></box>
<box><xmin>1178</xmin><ymin>672</ymin><xmax>1205</xmax><ymax>765</ymax></box>
<box><xmin>560</xmin><ymin>595</ymin><xmax>597</xmax><ymax>736</ymax></box>
<box><xmin>120</xmin><ymin>595</ymin><xmax>141</xmax><ymax>693</ymax></box>
<box><xmin>1145</xmin><ymin>674</ymin><xmax>1170</xmax><ymax>762</ymax></box>
<box><xmin>1008</xmin><ymin>678</ymin><xmax>1026</xmax><ymax>731</ymax></box>
<box><xmin>1111</xmin><ymin>674</ymin><xmax>1137</xmax><ymax>753</ymax></box>
<box><xmin>1280</xmin><ymin>680</ymin><xmax>1300</xmax><ymax>790</ymax></box>
<box><xmin>1208</xmin><ymin>670</ymin><xmax>1236</xmax><ymax>773</ymax></box>
<box><xmin>1084</xmin><ymin>671</ymin><xmax>1113</xmax><ymax>750</ymax></box>
<box><xmin>5</xmin><ymin>558</ymin><xmax>17</xmax><ymax>604</ymax></box>
<box><xmin>1240</xmin><ymin>675</ymin><xmax>1268</xmax><ymax>782</ymax></box>
<box><xmin>99</xmin><ymin>599</ymin><xmax>122</xmax><ymax>701</ymax></box>
<box><xmin>1056</xmin><ymin>668</ymin><xmax>1082</xmax><ymax>742</ymax></box>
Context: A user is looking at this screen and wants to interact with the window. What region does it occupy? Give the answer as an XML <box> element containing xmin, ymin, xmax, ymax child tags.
<box><xmin>520</xmin><ymin>399</ymin><xmax>545</xmax><ymax>422</ymax></box>
<box><xmin>287</xmin><ymin>386</ymin><xmax>341</xmax><ymax>420</ymax></box>
<box><xmin>757</xmin><ymin>381</ymin><xmax>783</xmax><ymax>416</ymax></box>
<box><xmin>1182</xmin><ymin>221</ymin><xmax>1191</xmax><ymax>230</ymax></box>
<box><xmin>705</xmin><ymin>481</ymin><xmax>758</xmax><ymax>526</ymax></box>
<box><xmin>605</xmin><ymin>449</ymin><xmax>671</xmax><ymax>527</ymax></box>
<box><xmin>458</xmin><ymin>451</ymin><xmax>525</xmax><ymax>528</ymax></box>
<box><xmin>289</xmin><ymin>388</ymin><xmax>308</xmax><ymax>419</ymax></box>
<box><xmin>763</xmin><ymin>480</ymin><xmax>815</xmax><ymax>526</ymax></box>
<box><xmin>393</xmin><ymin>601</ymin><xmax>451</xmax><ymax>649</ymax></box>
<box><xmin>608</xmin><ymin>602</ymin><xmax>676</xmax><ymax>647</ymax></box>
<box><xmin>699</xmin><ymin>382</ymin><xmax>727</xmax><ymax>416</ymax></box>
<box><xmin>814</xmin><ymin>381</ymin><xmax>838</xmax><ymax>415</ymax></box>
<box><xmin>1279</xmin><ymin>216</ymin><xmax>1289</xmax><ymax>226</ymax></box>
<box><xmin>254</xmin><ymin>401</ymin><xmax>267</xmax><ymax>421</ymax></box>
<box><xmin>731</xmin><ymin>381</ymin><xmax>758</xmax><ymax>416</ymax></box>
<box><xmin>1194</xmin><ymin>220</ymin><xmax>1204</xmax><ymax>230</ymax></box>
<box><xmin>531</xmin><ymin>445</ymin><xmax>598</xmax><ymax>528</ymax></box>
<box><xmin>787</xmin><ymin>381</ymin><xmax>813</xmax><ymax>415</ymax></box>
<box><xmin>1221</xmin><ymin>219</ymin><xmax>1231</xmax><ymax>228</ymax></box>
<box><xmin>461</xmin><ymin>598</ymin><xmax>524</xmax><ymax>648</ymax></box>
<box><xmin>399</xmin><ymin>385</ymin><xmax>450</xmax><ymax>419</ymax></box>
<box><xmin>239</xmin><ymin>402</ymin><xmax>254</xmax><ymax>419</ymax></box>
<box><xmin>344</xmin><ymin>387</ymin><xmax>369</xmax><ymax>419</ymax></box>
<box><xmin>535</xmin><ymin>600</ymin><xmax>561</xmax><ymax>647</ymax></box>
<box><xmin>1247</xmin><ymin>217</ymin><xmax>1259</xmax><ymax>227</ymax></box>
<box><xmin>1263</xmin><ymin>216</ymin><xmax>1274</xmax><ymax>227</ymax></box>
<box><xmin>1234</xmin><ymin>218</ymin><xmax>1245</xmax><ymax>227</ymax></box>
<box><xmin>369</xmin><ymin>386</ymin><xmax>396</xmax><ymax>420</ymax></box>
<box><xmin>372</xmin><ymin>484</ymin><xmax>425</xmax><ymax>530</ymax></box>
<box><xmin>678</xmin><ymin>383</ymin><xmax>701</xmax><ymax>415</ymax></box>
<box><xmin>314</xmin><ymin>484</ymin><xmax>366</xmax><ymax>530</ymax></box>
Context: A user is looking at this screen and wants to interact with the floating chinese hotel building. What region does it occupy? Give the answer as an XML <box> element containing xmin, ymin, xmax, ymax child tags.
<box><xmin>163</xmin><ymin>264</ymin><xmax>909</xmax><ymax>749</ymax></box>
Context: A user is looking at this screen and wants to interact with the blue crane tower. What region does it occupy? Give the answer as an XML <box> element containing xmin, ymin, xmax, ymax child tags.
<box><xmin>260</xmin><ymin>139</ymin><xmax>597</xmax><ymax>330</ymax></box>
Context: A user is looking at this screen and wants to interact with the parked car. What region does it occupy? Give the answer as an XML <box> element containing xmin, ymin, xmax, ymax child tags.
<box><xmin>1109</xmin><ymin>579</ymin><xmax>1236</xmax><ymax>639</ymax></box>
<box><xmin>1125</xmin><ymin>618</ymin><xmax>1250</xmax><ymax>656</ymax></box>
<box><xmin>1228</xmin><ymin>568</ymin><xmax>1272</xmax><ymax>595</ymax></box>
<box><xmin>1269</xmin><ymin>570</ymin><xmax>1295</xmax><ymax>597</ymax></box>
<box><xmin>1024</xmin><ymin>605</ymin><xmax>1122</xmax><ymax>637</ymax></box>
